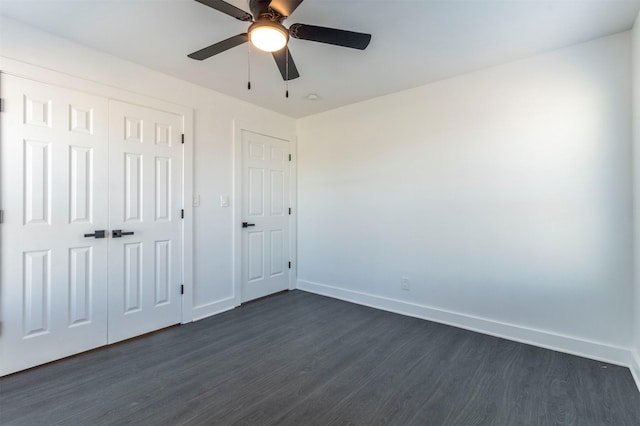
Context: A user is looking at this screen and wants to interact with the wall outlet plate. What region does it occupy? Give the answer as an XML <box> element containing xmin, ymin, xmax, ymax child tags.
<box><xmin>401</xmin><ymin>277</ymin><xmax>410</xmax><ymax>291</ymax></box>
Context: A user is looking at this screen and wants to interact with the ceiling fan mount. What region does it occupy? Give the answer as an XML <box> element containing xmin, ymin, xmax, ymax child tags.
<box><xmin>188</xmin><ymin>0</ymin><xmax>372</xmax><ymax>81</ymax></box>
<box><xmin>248</xmin><ymin>0</ymin><xmax>287</xmax><ymax>21</ymax></box>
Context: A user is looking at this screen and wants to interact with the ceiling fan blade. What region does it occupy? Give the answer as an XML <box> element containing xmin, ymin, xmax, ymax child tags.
<box><xmin>272</xmin><ymin>47</ymin><xmax>300</xmax><ymax>80</ymax></box>
<box><xmin>194</xmin><ymin>0</ymin><xmax>253</xmax><ymax>21</ymax></box>
<box><xmin>289</xmin><ymin>24</ymin><xmax>371</xmax><ymax>50</ymax></box>
<box><xmin>268</xmin><ymin>0</ymin><xmax>304</xmax><ymax>17</ymax></box>
<box><xmin>188</xmin><ymin>33</ymin><xmax>249</xmax><ymax>60</ymax></box>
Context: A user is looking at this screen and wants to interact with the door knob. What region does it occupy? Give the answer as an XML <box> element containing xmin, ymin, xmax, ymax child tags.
<box><xmin>242</xmin><ymin>222</ymin><xmax>255</xmax><ymax>228</ymax></box>
<box><xmin>84</xmin><ymin>230</ymin><xmax>106</xmax><ymax>238</ymax></box>
<box><xmin>112</xmin><ymin>230</ymin><xmax>135</xmax><ymax>238</ymax></box>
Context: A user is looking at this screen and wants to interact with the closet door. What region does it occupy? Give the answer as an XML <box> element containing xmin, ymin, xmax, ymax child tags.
<box><xmin>107</xmin><ymin>100</ymin><xmax>183</xmax><ymax>343</ymax></box>
<box><xmin>0</xmin><ymin>75</ymin><xmax>109</xmax><ymax>375</ymax></box>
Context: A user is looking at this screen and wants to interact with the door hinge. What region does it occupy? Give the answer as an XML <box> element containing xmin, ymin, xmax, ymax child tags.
<box><xmin>0</xmin><ymin>99</ymin><xmax>4</xmax><ymax>112</ymax></box>
<box><xmin>181</xmin><ymin>134</ymin><xmax>185</xmax><ymax>144</ymax></box>
<box><xmin>288</xmin><ymin>261</ymin><xmax>292</xmax><ymax>269</ymax></box>
<box><xmin>180</xmin><ymin>284</ymin><xmax>184</xmax><ymax>295</ymax></box>
<box><xmin>288</xmin><ymin>207</ymin><xmax>291</xmax><ymax>215</ymax></box>
<box><xmin>0</xmin><ymin>209</ymin><xmax>4</xmax><ymax>224</ymax></box>
<box><xmin>288</xmin><ymin>154</ymin><xmax>292</xmax><ymax>161</ymax></box>
<box><xmin>181</xmin><ymin>209</ymin><xmax>184</xmax><ymax>219</ymax></box>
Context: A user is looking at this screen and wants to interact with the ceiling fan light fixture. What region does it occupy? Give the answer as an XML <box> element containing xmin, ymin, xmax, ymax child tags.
<box><xmin>188</xmin><ymin>0</ymin><xmax>373</xmax><ymax>82</ymax></box>
<box><xmin>249</xmin><ymin>21</ymin><xmax>289</xmax><ymax>52</ymax></box>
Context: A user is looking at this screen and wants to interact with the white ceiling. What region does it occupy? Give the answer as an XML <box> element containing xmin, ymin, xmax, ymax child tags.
<box><xmin>1</xmin><ymin>0</ymin><xmax>638</xmax><ymax>118</ymax></box>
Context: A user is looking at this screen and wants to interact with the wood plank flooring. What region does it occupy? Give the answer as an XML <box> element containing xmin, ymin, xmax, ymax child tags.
<box><xmin>1</xmin><ymin>290</ymin><xmax>639</xmax><ymax>425</ymax></box>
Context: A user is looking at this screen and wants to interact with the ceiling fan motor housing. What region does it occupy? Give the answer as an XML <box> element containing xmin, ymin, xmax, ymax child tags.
<box><xmin>249</xmin><ymin>0</ymin><xmax>284</xmax><ymax>20</ymax></box>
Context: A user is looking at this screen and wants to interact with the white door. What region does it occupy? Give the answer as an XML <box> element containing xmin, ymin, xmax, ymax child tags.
<box><xmin>0</xmin><ymin>75</ymin><xmax>109</xmax><ymax>375</ymax></box>
<box><xmin>107</xmin><ymin>100</ymin><xmax>183</xmax><ymax>343</ymax></box>
<box><xmin>241</xmin><ymin>130</ymin><xmax>290</xmax><ymax>302</ymax></box>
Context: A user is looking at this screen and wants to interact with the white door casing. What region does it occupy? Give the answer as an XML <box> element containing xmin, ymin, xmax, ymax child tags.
<box><xmin>0</xmin><ymin>75</ymin><xmax>109</xmax><ymax>375</ymax></box>
<box><xmin>107</xmin><ymin>100</ymin><xmax>183</xmax><ymax>343</ymax></box>
<box><xmin>241</xmin><ymin>130</ymin><xmax>290</xmax><ymax>302</ymax></box>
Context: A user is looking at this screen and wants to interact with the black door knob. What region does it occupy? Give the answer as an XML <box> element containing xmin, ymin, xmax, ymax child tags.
<box><xmin>84</xmin><ymin>230</ymin><xmax>106</xmax><ymax>239</ymax></box>
<box><xmin>112</xmin><ymin>230</ymin><xmax>135</xmax><ymax>238</ymax></box>
<box><xmin>242</xmin><ymin>222</ymin><xmax>255</xmax><ymax>228</ymax></box>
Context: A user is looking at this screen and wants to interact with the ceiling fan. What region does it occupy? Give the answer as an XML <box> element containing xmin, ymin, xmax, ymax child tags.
<box><xmin>188</xmin><ymin>0</ymin><xmax>372</xmax><ymax>81</ymax></box>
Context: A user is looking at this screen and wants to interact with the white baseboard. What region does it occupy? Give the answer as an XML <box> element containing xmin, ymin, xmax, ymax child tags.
<box><xmin>191</xmin><ymin>297</ymin><xmax>236</xmax><ymax>322</ymax></box>
<box><xmin>297</xmin><ymin>279</ymin><xmax>633</xmax><ymax>370</ymax></box>
<box><xmin>631</xmin><ymin>351</ymin><xmax>640</xmax><ymax>393</ymax></box>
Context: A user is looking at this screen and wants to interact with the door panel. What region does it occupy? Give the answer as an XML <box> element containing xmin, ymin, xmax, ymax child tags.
<box><xmin>0</xmin><ymin>75</ymin><xmax>109</xmax><ymax>376</ymax></box>
<box><xmin>241</xmin><ymin>131</ymin><xmax>290</xmax><ymax>302</ymax></box>
<box><xmin>69</xmin><ymin>246</ymin><xmax>92</xmax><ymax>325</ymax></box>
<box><xmin>69</xmin><ymin>146</ymin><xmax>93</xmax><ymax>223</ymax></box>
<box><xmin>270</xmin><ymin>230</ymin><xmax>284</xmax><ymax>276</ymax></box>
<box><xmin>107</xmin><ymin>100</ymin><xmax>182</xmax><ymax>344</ymax></box>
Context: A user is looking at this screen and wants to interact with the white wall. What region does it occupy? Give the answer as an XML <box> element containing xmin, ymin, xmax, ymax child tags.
<box><xmin>0</xmin><ymin>17</ymin><xmax>296</xmax><ymax>320</ymax></box>
<box><xmin>297</xmin><ymin>32</ymin><xmax>634</xmax><ymax>363</ymax></box>
<box><xmin>632</xmin><ymin>11</ymin><xmax>640</xmax><ymax>385</ymax></box>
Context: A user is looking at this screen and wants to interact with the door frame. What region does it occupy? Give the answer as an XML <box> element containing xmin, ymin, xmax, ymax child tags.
<box><xmin>0</xmin><ymin>57</ymin><xmax>196</xmax><ymax>323</ymax></box>
<box><xmin>232</xmin><ymin>120</ymin><xmax>297</xmax><ymax>307</ymax></box>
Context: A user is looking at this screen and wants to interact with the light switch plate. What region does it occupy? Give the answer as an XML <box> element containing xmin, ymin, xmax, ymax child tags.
<box><xmin>193</xmin><ymin>195</ymin><xmax>200</xmax><ymax>207</ymax></box>
<box><xmin>220</xmin><ymin>195</ymin><xmax>230</xmax><ymax>208</ymax></box>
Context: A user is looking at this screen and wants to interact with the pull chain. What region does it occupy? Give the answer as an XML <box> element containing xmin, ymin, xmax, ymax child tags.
<box><xmin>247</xmin><ymin>42</ymin><xmax>252</xmax><ymax>90</ymax></box>
<box><xmin>285</xmin><ymin>47</ymin><xmax>289</xmax><ymax>98</ymax></box>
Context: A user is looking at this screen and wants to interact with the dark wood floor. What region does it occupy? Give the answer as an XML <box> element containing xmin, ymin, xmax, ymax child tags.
<box><xmin>1</xmin><ymin>290</ymin><xmax>639</xmax><ymax>425</ymax></box>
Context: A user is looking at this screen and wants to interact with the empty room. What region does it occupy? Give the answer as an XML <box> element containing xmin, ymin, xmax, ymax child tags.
<box><xmin>1</xmin><ymin>0</ymin><xmax>640</xmax><ymax>424</ymax></box>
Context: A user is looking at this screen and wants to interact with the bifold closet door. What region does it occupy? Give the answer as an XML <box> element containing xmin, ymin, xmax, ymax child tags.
<box><xmin>107</xmin><ymin>100</ymin><xmax>183</xmax><ymax>344</ymax></box>
<box><xmin>0</xmin><ymin>74</ymin><xmax>109</xmax><ymax>376</ymax></box>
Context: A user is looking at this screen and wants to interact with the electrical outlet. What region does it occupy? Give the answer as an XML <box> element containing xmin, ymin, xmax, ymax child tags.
<box><xmin>401</xmin><ymin>277</ymin><xmax>410</xmax><ymax>291</ymax></box>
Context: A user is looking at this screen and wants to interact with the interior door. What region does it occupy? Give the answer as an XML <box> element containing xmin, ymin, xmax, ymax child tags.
<box><xmin>241</xmin><ymin>130</ymin><xmax>290</xmax><ymax>302</ymax></box>
<box><xmin>0</xmin><ymin>74</ymin><xmax>109</xmax><ymax>375</ymax></box>
<box><xmin>107</xmin><ymin>100</ymin><xmax>183</xmax><ymax>343</ymax></box>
